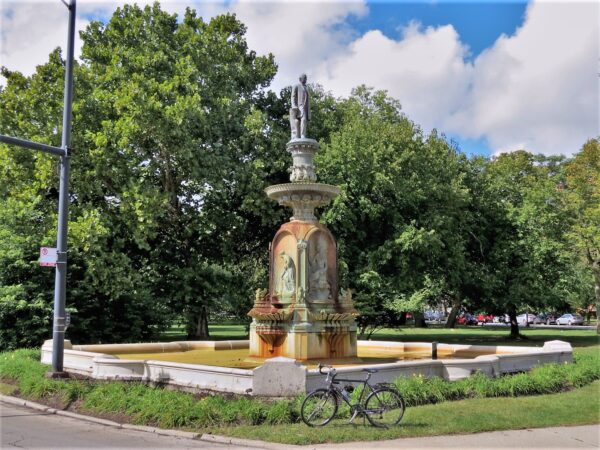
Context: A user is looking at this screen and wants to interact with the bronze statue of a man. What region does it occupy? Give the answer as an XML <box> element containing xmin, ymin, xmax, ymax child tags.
<box><xmin>290</xmin><ymin>73</ymin><xmax>310</xmax><ymax>139</ymax></box>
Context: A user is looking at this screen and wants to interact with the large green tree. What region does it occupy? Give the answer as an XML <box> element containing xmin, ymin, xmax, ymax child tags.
<box><xmin>317</xmin><ymin>87</ymin><xmax>472</xmax><ymax>334</ymax></box>
<box><xmin>0</xmin><ymin>3</ymin><xmax>281</xmax><ymax>347</ymax></box>
<box><xmin>478</xmin><ymin>151</ymin><xmax>573</xmax><ymax>337</ymax></box>
<box><xmin>563</xmin><ymin>139</ymin><xmax>600</xmax><ymax>333</ymax></box>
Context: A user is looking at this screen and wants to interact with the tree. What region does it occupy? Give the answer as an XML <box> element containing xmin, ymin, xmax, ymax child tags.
<box><xmin>317</xmin><ymin>87</ymin><xmax>472</xmax><ymax>333</ymax></box>
<box><xmin>0</xmin><ymin>3</ymin><xmax>280</xmax><ymax>347</ymax></box>
<box><xmin>563</xmin><ymin>139</ymin><xmax>600</xmax><ymax>333</ymax></box>
<box><xmin>479</xmin><ymin>151</ymin><xmax>572</xmax><ymax>337</ymax></box>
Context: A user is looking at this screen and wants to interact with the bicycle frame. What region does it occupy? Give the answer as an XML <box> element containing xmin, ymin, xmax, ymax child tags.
<box><xmin>320</xmin><ymin>365</ymin><xmax>380</xmax><ymax>414</ymax></box>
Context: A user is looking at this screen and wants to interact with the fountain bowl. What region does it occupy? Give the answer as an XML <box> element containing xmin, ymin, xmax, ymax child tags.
<box><xmin>41</xmin><ymin>339</ymin><xmax>572</xmax><ymax>397</ymax></box>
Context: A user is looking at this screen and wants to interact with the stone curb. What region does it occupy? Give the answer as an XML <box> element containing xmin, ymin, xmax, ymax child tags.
<box><xmin>1</xmin><ymin>394</ymin><xmax>200</xmax><ymax>440</ymax></box>
<box><xmin>0</xmin><ymin>394</ymin><xmax>56</xmax><ymax>414</ymax></box>
<box><xmin>57</xmin><ymin>409</ymin><xmax>123</xmax><ymax>427</ymax></box>
<box><xmin>199</xmin><ymin>433</ymin><xmax>300</xmax><ymax>449</ymax></box>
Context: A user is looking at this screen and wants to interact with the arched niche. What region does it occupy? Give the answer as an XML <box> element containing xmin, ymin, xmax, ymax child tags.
<box><xmin>305</xmin><ymin>228</ymin><xmax>337</xmax><ymax>303</ymax></box>
<box><xmin>270</xmin><ymin>231</ymin><xmax>297</xmax><ymax>303</ymax></box>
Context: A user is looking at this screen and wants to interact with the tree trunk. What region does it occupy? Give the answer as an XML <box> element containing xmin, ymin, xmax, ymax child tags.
<box><xmin>189</xmin><ymin>306</ymin><xmax>210</xmax><ymax>339</ymax></box>
<box><xmin>508</xmin><ymin>305</ymin><xmax>520</xmax><ymax>339</ymax></box>
<box><xmin>445</xmin><ymin>295</ymin><xmax>461</xmax><ymax>328</ymax></box>
<box><xmin>358</xmin><ymin>324</ymin><xmax>367</xmax><ymax>339</ymax></box>
<box><xmin>398</xmin><ymin>312</ymin><xmax>407</xmax><ymax>326</ymax></box>
<box><xmin>413</xmin><ymin>312</ymin><xmax>427</xmax><ymax>328</ymax></box>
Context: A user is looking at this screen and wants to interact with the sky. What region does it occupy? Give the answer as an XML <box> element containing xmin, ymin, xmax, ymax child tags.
<box><xmin>0</xmin><ymin>0</ymin><xmax>598</xmax><ymax>157</ymax></box>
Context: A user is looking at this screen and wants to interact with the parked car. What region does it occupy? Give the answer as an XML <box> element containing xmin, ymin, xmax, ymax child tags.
<box><xmin>516</xmin><ymin>313</ymin><xmax>535</xmax><ymax>325</ymax></box>
<box><xmin>424</xmin><ymin>310</ymin><xmax>445</xmax><ymax>322</ymax></box>
<box><xmin>556</xmin><ymin>314</ymin><xmax>584</xmax><ymax>326</ymax></box>
<box><xmin>534</xmin><ymin>313</ymin><xmax>557</xmax><ymax>325</ymax></box>
<box><xmin>457</xmin><ymin>313</ymin><xmax>478</xmax><ymax>326</ymax></box>
<box><xmin>476</xmin><ymin>313</ymin><xmax>494</xmax><ymax>325</ymax></box>
<box><xmin>493</xmin><ymin>314</ymin><xmax>510</xmax><ymax>324</ymax></box>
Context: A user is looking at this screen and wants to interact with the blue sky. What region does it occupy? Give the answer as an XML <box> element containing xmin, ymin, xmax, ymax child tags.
<box><xmin>347</xmin><ymin>1</ymin><xmax>532</xmax><ymax>157</ymax></box>
<box><xmin>354</xmin><ymin>1</ymin><xmax>528</xmax><ymax>59</ymax></box>
<box><xmin>1</xmin><ymin>0</ymin><xmax>597</xmax><ymax>157</ymax></box>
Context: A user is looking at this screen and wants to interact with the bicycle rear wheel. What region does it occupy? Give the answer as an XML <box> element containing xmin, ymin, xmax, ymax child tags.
<box><xmin>365</xmin><ymin>387</ymin><xmax>405</xmax><ymax>428</ymax></box>
<box><xmin>301</xmin><ymin>389</ymin><xmax>338</xmax><ymax>427</ymax></box>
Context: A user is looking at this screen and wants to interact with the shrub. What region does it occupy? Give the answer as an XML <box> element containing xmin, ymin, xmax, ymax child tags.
<box><xmin>264</xmin><ymin>400</ymin><xmax>295</xmax><ymax>425</ymax></box>
<box><xmin>0</xmin><ymin>287</ymin><xmax>53</xmax><ymax>352</ymax></box>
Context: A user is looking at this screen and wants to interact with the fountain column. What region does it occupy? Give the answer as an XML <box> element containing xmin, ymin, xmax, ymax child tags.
<box><xmin>248</xmin><ymin>75</ymin><xmax>359</xmax><ymax>362</ymax></box>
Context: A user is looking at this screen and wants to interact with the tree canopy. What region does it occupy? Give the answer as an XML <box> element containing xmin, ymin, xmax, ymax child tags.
<box><xmin>0</xmin><ymin>3</ymin><xmax>597</xmax><ymax>350</ymax></box>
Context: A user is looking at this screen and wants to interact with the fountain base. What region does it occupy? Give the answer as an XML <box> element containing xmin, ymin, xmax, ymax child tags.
<box><xmin>249</xmin><ymin>321</ymin><xmax>358</xmax><ymax>361</ymax></box>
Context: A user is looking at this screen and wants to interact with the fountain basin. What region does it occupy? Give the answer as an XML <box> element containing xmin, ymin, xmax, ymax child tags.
<box><xmin>41</xmin><ymin>339</ymin><xmax>572</xmax><ymax>397</ymax></box>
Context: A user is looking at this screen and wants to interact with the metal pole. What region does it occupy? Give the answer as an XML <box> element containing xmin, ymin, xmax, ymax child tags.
<box><xmin>51</xmin><ymin>0</ymin><xmax>76</xmax><ymax>375</ymax></box>
<box><xmin>0</xmin><ymin>135</ymin><xmax>65</xmax><ymax>157</ymax></box>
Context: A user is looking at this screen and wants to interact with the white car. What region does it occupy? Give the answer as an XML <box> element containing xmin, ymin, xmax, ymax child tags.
<box><xmin>555</xmin><ymin>314</ymin><xmax>584</xmax><ymax>326</ymax></box>
<box><xmin>516</xmin><ymin>313</ymin><xmax>535</xmax><ymax>325</ymax></box>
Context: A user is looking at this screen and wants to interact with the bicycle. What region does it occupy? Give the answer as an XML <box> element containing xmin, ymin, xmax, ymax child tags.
<box><xmin>301</xmin><ymin>364</ymin><xmax>405</xmax><ymax>428</ymax></box>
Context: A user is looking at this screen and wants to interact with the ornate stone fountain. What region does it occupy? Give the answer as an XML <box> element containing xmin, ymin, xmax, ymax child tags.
<box><xmin>248</xmin><ymin>74</ymin><xmax>359</xmax><ymax>362</ymax></box>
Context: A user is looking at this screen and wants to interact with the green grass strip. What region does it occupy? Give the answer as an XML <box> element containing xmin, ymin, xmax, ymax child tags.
<box><xmin>213</xmin><ymin>381</ymin><xmax>600</xmax><ymax>445</ymax></box>
<box><xmin>0</xmin><ymin>346</ymin><xmax>598</xmax><ymax>430</ymax></box>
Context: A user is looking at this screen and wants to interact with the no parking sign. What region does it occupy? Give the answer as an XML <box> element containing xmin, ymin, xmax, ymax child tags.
<box><xmin>40</xmin><ymin>247</ymin><xmax>58</xmax><ymax>267</ymax></box>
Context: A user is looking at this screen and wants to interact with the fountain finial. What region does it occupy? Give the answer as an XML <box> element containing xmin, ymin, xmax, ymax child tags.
<box><xmin>290</xmin><ymin>73</ymin><xmax>310</xmax><ymax>139</ymax></box>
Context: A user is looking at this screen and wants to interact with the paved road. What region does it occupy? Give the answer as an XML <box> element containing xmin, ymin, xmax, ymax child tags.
<box><xmin>0</xmin><ymin>403</ymin><xmax>240</xmax><ymax>450</ymax></box>
<box><xmin>2</xmin><ymin>401</ymin><xmax>598</xmax><ymax>449</ymax></box>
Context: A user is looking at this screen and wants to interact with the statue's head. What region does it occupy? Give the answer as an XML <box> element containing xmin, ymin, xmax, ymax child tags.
<box><xmin>279</xmin><ymin>251</ymin><xmax>290</xmax><ymax>267</ymax></box>
<box><xmin>299</xmin><ymin>73</ymin><xmax>307</xmax><ymax>84</ymax></box>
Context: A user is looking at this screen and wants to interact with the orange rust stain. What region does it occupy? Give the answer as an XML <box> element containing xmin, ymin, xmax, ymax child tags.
<box><xmin>254</xmin><ymin>333</ymin><xmax>286</xmax><ymax>358</ymax></box>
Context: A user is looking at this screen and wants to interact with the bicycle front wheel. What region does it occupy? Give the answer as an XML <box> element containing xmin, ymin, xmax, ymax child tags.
<box><xmin>365</xmin><ymin>387</ymin><xmax>405</xmax><ymax>428</ymax></box>
<box><xmin>301</xmin><ymin>389</ymin><xmax>338</xmax><ymax>427</ymax></box>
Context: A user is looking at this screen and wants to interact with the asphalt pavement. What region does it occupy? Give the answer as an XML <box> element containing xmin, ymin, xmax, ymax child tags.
<box><xmin>1</xmin><ymin>401</ymin><xmax>598</xmax><ymax>450</ymax></box>
<box><xmin>0</xmin><ymin>402</ymin><xmax>236</xmax><ymax>450</ymax></box>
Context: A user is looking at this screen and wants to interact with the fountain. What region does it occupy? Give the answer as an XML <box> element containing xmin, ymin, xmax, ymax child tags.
<box><xmin>248</xmin><ymin>74</ymin><xmax>359</xmax><ymax>362</ymax></box>
<box><xmin>40</xmin><ymin>74</ymin><xmax>574</xmax><ymax>396</ymax></box>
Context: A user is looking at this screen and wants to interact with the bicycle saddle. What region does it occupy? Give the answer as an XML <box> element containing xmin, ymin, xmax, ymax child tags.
<box><xmin>363</xmin><ymin>368</ymin><xmax>378</xmax><ymax>373</ymax></box>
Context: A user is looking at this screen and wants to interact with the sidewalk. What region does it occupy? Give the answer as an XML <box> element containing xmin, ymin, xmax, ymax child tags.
<box><xmin>305</xmin><ymin>425</ymin><xmax>600</xmax><ymax>449</ymax></box>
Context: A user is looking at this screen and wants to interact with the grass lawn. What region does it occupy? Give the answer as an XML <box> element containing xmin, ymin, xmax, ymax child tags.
<box><xmin>370</xmin><ymin>326</ymin><xmax>600</xmax><ymax>348</ymax></box>
<box><xmin>207</xmin><ymin>381</ymin><xmax>600</xmax><ymax>445</ymax></box>
<box><xmin>158</xmin><ymin>324</ymin><xmax>249</xmax><ymax>341</ymax></box>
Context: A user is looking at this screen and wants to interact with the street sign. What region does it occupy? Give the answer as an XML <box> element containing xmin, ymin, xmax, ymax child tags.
<box><xmin>40</xmin><ymin>247</ymin><xmax>58</xmax><ymax>267</ymax></box>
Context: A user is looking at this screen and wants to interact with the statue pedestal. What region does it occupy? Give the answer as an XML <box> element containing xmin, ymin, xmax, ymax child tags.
<box><xmin>248</xmin><ymin>220</ymin><xmax>359</xmax><ymax>361</ymax></box>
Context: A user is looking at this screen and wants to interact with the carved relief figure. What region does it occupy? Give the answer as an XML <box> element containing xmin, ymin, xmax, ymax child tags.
<box><xmin>290</xmin><ymin>73</ymin><xmax>310</xmax><ymax>139</ymax></box>
<box><xmin>309</xmin><ymin>237</ymin><xmax>331</xmax><ymax>300</ymax></box>
<box><xmin>277</xmin><ymin>252</ymin><xmax>296</xmax><ymax>295</ymax></box>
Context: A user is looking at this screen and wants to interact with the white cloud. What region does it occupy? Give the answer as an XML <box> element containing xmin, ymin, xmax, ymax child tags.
<box><xmin>448</xmin><ymin>1</ymin><xmax>598</xmax><ymax>156</ymax></box>
<box><xmin>0</xmin><ymin>2</ymin><xmax>89</xmax><ymax>79</ymax></box>
<box><xmin>1</xmin><ymin>0</ymin><xmax>366</xmax><ymax>91</ymax></box>
<box><xmin>315</xmin><ymin>23</ymin><xmax>473</xmax><ymax>134</ymax></box>
<box><xmin>314</xmin><ymin>1</ymin><xmax>599</xmax><ymax>156</ymax></box>
<box><xmin>0</xmin><ymin>1</ymin><xmax>204</xmax><ymax>84</ymax></box>
<box><xmin>222</xmin><ymin>0</ymin><xmax>367</xmax><ymax>92</ymax></box>
<box><xmin>1</xmin><ymin>0</ymin><xmax>597</xmax><ymax>156</ymax></box>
